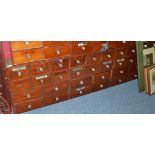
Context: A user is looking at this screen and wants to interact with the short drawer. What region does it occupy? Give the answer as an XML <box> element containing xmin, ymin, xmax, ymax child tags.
<box><xmin>9</xmin><ymin>78</ymin><xmax>32</xmax><ymax>92</ymax></box>
<box><xmin>114</xmin><ymin>57</ymin><xmax>129</xmax><ymax>69</ymax></box>
<box><xmin>101</xmin><ymin>60</ymin><xmax>113</xmax><ymax>72</ymax></box>
<box><xmin>15</xmin><ymin>97</ymin><xmax>44</xmax><ymax>113</ymax></box>
<box><xmin>70</xmin><ymin>76</ymin><xmax>92</xmax><ymax>88</ymax></box>
<box><xmin>102</xmin><ymin>48</ymin><xmax>115</xmax><ymax>62</ymax></box>
<box><xmin>92</xmin><ymin>81</ymin><xmax>110</xmax><ymax>91</ymax></box>
<box><xmin>87</xmin><ymin>63</ymin><xmax>102</xmax><ymax>75</ymax></box>
<box><xmin>127</xmin><ymin>48</ymin><xmax>136</xmax><ymax>56</ymax></box>
<box><xmin>70</xmin><ymin>66</ymin><xmax>89</xmax><ymax>80</ymax></box>
<box><xmin>50</xmin><ymin>57</ymin><xmax>69</xmax><ymax>72</ymax></box>
<box><xmin>70</xmin><ymin>55</ymin><xmax>86</xmax><ymax>68</ymax></box>
<box><xmin>6</xmin><ymin>65</ymin><xmax>30</xmax><ymax>81</ymax></box>
<box><xmin>112</xmin><ymin>67</ymin><xmax>128</xmax><ymax>77</ymax></box>
<box><xmin>93</xmin><ymin>71</ymin><xmax>111</xmax><ymax>83</ymax></box>
<box><xmin>12</xmin><ymin>48</ymin><xmax>44</xmax><ymax>65</ymax></box>
<box><xmin>51</xmin><ymin>70</ymin><xmax>69</xmax><ymax>83</ymax></box>
<box><xmin>70</xmin><ymin>85</ymin><xmax>92</xmax><ymax>98</ymax></box>
<box><xmin>128</xmin><ymin>71</ymin><xmax>138</xmax><ymax>81</ymax></box>
<box><xmin>115</xmin><ymin>48</ymin><xmax>128</xmax><ymax>59</ymax></box>
<box><xmin>43</xmin><ymin>44</ymin><xmax>70</xmax><ymax>59</ymax></box>
<box><xmin>32</xmin><ymin>74</ymin><xmax>51</xmax><ymax>87</ymax></box>
<box><xmin>43</xmin><ymin>41</ymin><xmax>68</xmax><ymax>46</ymax></box>
<box><xmin>86</xmin><ymin>53</ymin><xmax>102</xmax><ymax>64</ymax></box>
<box><xmin>30</xmin><ymin>61</ymin><xmax>50</xmax><ymax>76</ymax></box>
<box><xmin>71</xmin><ymin>41</ymin><xmax>93</xmax><ymax>55</ymax></box>
<box><xmin>12</xmin><ymin>86</ymin><xmax>43</xmax><ymax>104</ymax></box>
<box><xmin>110</xmin><ymin>75</ymin><xmax>129</xmax><ymax>86</ymax></box>
<box><xmin>128</xmin><ymin>56</ymin><xmax>137</xmax><ymax>69</ymax></box>
<box><xmin>10</xmin><ymin>41</ymin><xmax>43</xmax><ymax>51</ymax></box>
<box><xmin>115</xmin><ymin>41</ymin><xmax>130</xmax><ymax>47</ymax></box>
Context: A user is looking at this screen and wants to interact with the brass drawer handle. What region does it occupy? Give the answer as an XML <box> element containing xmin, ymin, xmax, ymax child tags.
<box><xmin>130</xmin><ymin>59</ymin><xmax>134</xmax><ymax>63</ymax></box>
<box><xmin>120</xmin><ymin>51</ymin><xmax>124</xmax><ymax>55</ymax></box>
<box><xmin>59</xmin><ymin>75</ymin><xmax>63</xmax><ymax>80</ymax></box>
<box><xmin>0</xmin><ymin>85</ymin><xmax>2</xmax><ymax>88</ymax></box>
<box><xmin>18</xmin><ymin>71</ymin><xmax>22</xmax><ymax>76</ymax></box>
<box><xmin>56</xmin><ymin>50</ymin><xmax>61</xmax><ymax>55</ymax></box>
<box><xmin>79</xmin><ymin>91</ymin><xmax>83</xmax><ymax>94</ymax></box>
<box><xmin>39</xmin><ymin>67</ymin><xmax>44</xmax><ymax>72</ymax></box>
<box><xmin>132</xmin><ymin>49</ymin><xmax>136</xmax><ymax>53</ymax></box>
<box><xmin>56</xmin><ymin>97</ymin><xmax>59</xmax><ymax>101</ymax></box>
<box><xmin>106</xmin><ymin>65</ymin><xmax>110</xmax><ymax>68</ymax></box>
<box><xmin>92</xmin><ymin>57</ymin><xmax>97</xmax><ymax>61</ymax></box>
<box><xmin>134</xmin><ymin>74</ymin><xmax>137</xmax><ymax>78</ymax></box>
<box><xmin>25</xmin><ymin>41</ymin><xmax>30</xmax><ymax>45</ymax></box>
<box><xmin>82</xmin><ymin>46</ymin><xmax>86</xmax><ymax>50</ymax></box>
<box><xmin>118</xmin><ymin>79</ymin><xmax>122</xmax><ymax>83</ymax></box>
<box><xmin>100</xmin><ymin>84</ymin><xmax>104</xmax><ymax>88</ymax></box>
<box><xmin>107</xmin><ymin>54</ymin><xmax>111</xmax><ymax>58</ymax></box>
<box><xmin>55</xmin><ymin>87</ymin><xmax>59</xmax><ymax>91</ymax></box>
<box><xmin>76</xmin><ymin>72</ymin><xmax>81</xmax><ymax>76</ymax></box>
<box><xmin>91</xmin><ymin>68</ymin><xmax>96</xmax><ymax>72</ymax></box>
<box><xmin>76</xmin><ymin>60</ymin><xmax>81</xmax><ymax>64</ymax></box>
<box><xmin>59</xmin><ymin>63</ymin><xmax>63</xmax><ymax>68</ymax></box>
<box><xmin>119</xmin><ymin>62</ymin><xmax>123</xmax><ymax>65</ymax></box>
<box><xmin>120</xmin><ymin>70</ymin><xmax>124</xmax><ymax>74</ymax></box>
<box><xmin>101</xmin><ymin>76</ymin><xmax>105</xmax><ymax>79</ymax></box>
<box><xmin>28</xmin><ymin>104</ymin><xmax>32</xmax><ymax>109</ymax></box>
<box><xmin>27</xmin><ymin>94</ymin><xmax>31</xmax><ymax>99</ymax></box>
<box><xmin>80</xmin><ymin>80</ymin><xmax>84</xmax><ymax>85</ymax></box>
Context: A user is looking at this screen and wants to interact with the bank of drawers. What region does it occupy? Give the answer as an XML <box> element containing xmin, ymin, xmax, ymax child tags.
<box><xmin>8</xmin><ymin>41</ymin><xmax>137</xmax><ymax>113</ymax></box>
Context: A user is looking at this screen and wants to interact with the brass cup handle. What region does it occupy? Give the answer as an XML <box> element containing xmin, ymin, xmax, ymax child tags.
<box><xmin>18</xmin><ymin>71</ymin><xmax>22</xmax><ymax>76</ymax></box>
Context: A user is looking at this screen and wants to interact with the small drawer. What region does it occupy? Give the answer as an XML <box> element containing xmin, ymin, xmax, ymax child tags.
<box><xmin>112</xmin><ymin>67</ymin><xmax>128</xmax><ymax>77</ymax></box>
<box><xmin>110</xmin><ymin>75</ymin><xmax>129</xmax><ymax>86</ymax></box>
<box><xmin>70</xmin><ymin>66</ymin><xmax>89</xmax><ymax>80</ymax></box>
<box><xmin>127</xmin><ymin>48</ymin><xmax>136</xmax><ymax>56</ymax></box>
<box><xmin>45</xmin><ymin>90</ymin><xmax>69</xmax><ymax>106</ymax></box>
<box><xmin>43</xmin><ymin>44</ymin><xmax>70</xmax><ymax>59</ymax></box>
<box><xmin>12</xmin><ymin>86</ymin><xmax>43</xmax><ymax>104</ymax></box>
<box><xmin>70</xmin><ymin>85</ymin><xmax>92</xmax><ymax>98</ymax></box>
<box><xmin>115</xmin><ymin>41</ymin><xmax>130</xmax><ymax>48</ymax></box>
<box><xmin>32</xmin><ymin>74</ymin><xmax>51</xmax><ymax>87</ymax></box>
<box><xmin>30</xmin><ymin>61</ymin><xmax>50</xmax><ymax>76</ymax></box>
<box><xmin>71</xmin><ymin>41</ymin><xmax>93</xmax><ymax>55</ymax></box>
<box><xmin>15</xmin><ymin>97</ymin><xmax>44</xmax><ymax>113</ymax></box>
<box><xmin>128</xmin><ymin>41</ymin><xmax>136</xmax><ymax>48</ymax></box>
<box><xmin>43</xmin><ymin>41</ymin><xmax>68</xmax><ymax>46</ymax></box>
<box><xmin>70</xmin><ymin>55</ymin><xmax>86</xmax><ymax>68</ymax></box>
<box><xmin>86</xmin><ymin>53</ymin><xmax>102</xmax><ymax>64</ymax></box>
<box><xmin>87</xmin><ymin>63</ymin><xmax>102</xmax><ymax>75</ymax></box>
<box><xmin>128</xmin><ymin>56</ymin><xmax>137</xmax><ymax>72</ymax></box>
<box><xmin>101</xmin><ymin>60</ymin><xmax>113</xmax><ymax>72</ymax></box>
<box><xmin>102</xmin><ymin>48</ymin><xmax>115</xmax><ymax>62</ymax></box>
<box><xmin>128</xmin><ymin>71</ymin><xmax>138</xmax><ymax>81</ymax></box>
<box><xmin>115</xmin><ymin>48</ymin><xmax>128</xmax><ymax>59</ymax></box>
<box><xmin>114</xmin><ymin>57</ymin><xmax>129</xmax><ymax>69</ymax></box>
<box><xmin>11</xmin><ymin>41</ymin><xmax>43</xmax><ymax>52</ymax></box>
<box><xmin>50</xmin><ymin>57</ymin><xmax>69</xmax><ymax>72</ymax></box>
<box><xmin>92</xmin><ymin>81</ymin><xmax>110</xmax><ymax>91</ymax></box>
<box><xmin>93</xmin><ymin>71</ymin><xmax>111</xmax><ymax>83</ymax></box>
<box><xmin>12</xmin><ymin>48</ymin><xmax>44</xmax><ymax>65</ymax></box>
<box><xmin>51</xmin><ymin>70</ymin><xmax>69</xmax><ymax>83</ymax></box>
<box><xmin>70</xmin><ymin>76</ymin><xmax>92</xmax><ymax>89</ymax></box>
<box><xmin>9</xmin><ymin>78</ymin><xmax>32</xmax><ymax>92</ymax></box>
<box><xmin>6</xmin><ymin>65</ymin><xmax>30</xmax><ymax>81</ymax></box>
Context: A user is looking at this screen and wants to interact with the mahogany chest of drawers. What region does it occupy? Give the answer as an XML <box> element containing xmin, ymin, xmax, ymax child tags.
<box><xmin>0</xmin><ymin>41</ymin><xmax>137</xmax><ymax>114</ymax></box>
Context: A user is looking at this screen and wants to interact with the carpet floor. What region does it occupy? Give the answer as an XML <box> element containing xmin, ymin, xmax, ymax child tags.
<box><xmin>25</xmin><ymin>80</ymin><xmax>155</xmax><ymax>114</ymax></box>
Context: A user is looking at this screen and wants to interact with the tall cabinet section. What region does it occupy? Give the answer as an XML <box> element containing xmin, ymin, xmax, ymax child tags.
<box><xmin>0</xmin><ymin>41</ymin><xmax>137</xmax><ymax>113</ymax></box>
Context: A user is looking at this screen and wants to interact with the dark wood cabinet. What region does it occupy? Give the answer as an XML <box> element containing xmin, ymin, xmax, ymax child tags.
<box><xmin>0</xmin><ymin>41</ymin><xmax>137</xmax><ymax>113</ymax></box>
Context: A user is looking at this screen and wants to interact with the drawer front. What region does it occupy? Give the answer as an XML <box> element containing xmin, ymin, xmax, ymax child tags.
<box><xmin>50</xmin><ymin>57</ymin><xmax>69</xmax><ymax>72</ymax></box>
<box><xmin>12</xmin><ymin>86</ymin><xmax>43</xmax><ymax>104</ymax></box>
<box><xmin>127</xmin><ymin>48</ymin><xmax>136</xmax><ymax>56</ymax></box>
<box><xmin>87</xmin><ymin>63</ymin><xmax>102</xmax><ymax>75</ymax></box>
<box><xmin>115</xmin><ymin>48</ymin><xmax>128</xmax><ymax>59</ymax></box>
<box><xmin>115</xmin><ymin>41</ymin><xmax>130</xmax><ymax>48</ymax></box>
<box><xmin>102</xmin><ymin>48</ymin><xmax>115</xmax><ymax>62</ymax></box>
<box><xmin>71</xmin><ymin>41</ymin><xmax>93</xmax><ymax>55</ymax></box>
<box><xmin>70</xmin><ymin>66</ymin><xmax>89</xmax><ymax>80</ymax></box>
<box><xmin>92</xmin><ymin>81</ymin><xmax>110</xmax><ymax>91</ymax></box>
<box><xmin>30</xmin><ymin>61</ymin><xmax>50</xmax><ymax>76</ymax></box>
<box><xmin>7</xmin><ymin>65</ymin><xmax>30</xmax><ymax>81</ymax></box>
<box><xmin>110</xmin><ymin>75</ymin><xmax>128</xmax><ymax>86</ymax></box>
<box><xmin>45</xmin><ymin>90</ymin><xmax>69</xmax><ymax>105</ymax></box>
<box><xmin>128</xmin><ymin>56</ymin><xmax>137</xmax><ymax>69</ymax></box>
<box><xmin>70</xmin><ymin>76</ymin><xmax>92</xmax><ymax>88</ymax></box>
<box><xmin>32</xmin><ymin>74</ymin><xmax>51</xmax><ymax>87</ymax></box>
<box><xmin>70</xmin><ymin>85</ymin><xmax>92</xmax><ymax>98</ymax></box>
<box><xmin>70</xmin><ymin>55</ymin><xmax>86</xmax><ymax>68</ymax></box>
<box><xmin>114</xmin><ymin>57</ymin><xmax>129</xmax><ymax>69</ymax></box>
<box><xmin>43</xmin><ymin>41</ymin><xmax>68</xmax><ymax>46</ymax></box>
<box><xmin>11</xmin><ymin>41</ymin><xmax>43</xmax><ymax>51</ymax></box>
<box><xmin>9</xmin><ymin>78</ymin><xmax>32</xmax><ymax>92</ymax></box>
<box><xmin>43</xmin><ymin>44</ymin><xmax>70</xmax><ymax>59</ymax></box>
<box><xmin>101</xmin><ymin>60</ymin><xmax>113</xmax><ymax>72</ymax></box>
<box><xmin>86</xmin><ymin>53</ymin><xmax>102</xmax><ymax>64</ymax></box>
<box><xmin>51</xmin><ymin>70</ymin><xmax>69</xmax><ymax>83</ymax></box>
<box><xmin>112</xmin><ymin>67</ymin><xmax>128</xmax><ymax>77</ymax></box>
<box><xmin>128</xmin><ymin>71</ymin><xmax>138</xmax><ymax>81</ymax></box>
<box><xmin>12</xmin><ymin>48</ymin><xmax>44</xmax><ymax>64</ymax></box>
<box><xmin>93</xmin><ymin>71</ymin><xmax>111</xmax><ymax>83</ymax></box>
<box><xmin>15</xmin><ymin>97</ymin><xmax>44</xmax><ymax>113</ymax></box>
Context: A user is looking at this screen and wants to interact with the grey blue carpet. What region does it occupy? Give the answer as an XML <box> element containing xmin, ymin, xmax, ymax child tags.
<box><xmin>25</xmin><ymin>80</ymin><xmax>155</xmax><ymax>114</ymax></box>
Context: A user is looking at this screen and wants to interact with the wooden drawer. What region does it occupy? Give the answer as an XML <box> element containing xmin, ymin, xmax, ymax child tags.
<box><xmin>115</xmin><ymin>41</ymin><xmax>130</xmax><ymax>48</ymax></box>
<box><xmin>12</xmin><ymin>48</ymin><xmax>44</xmax><ymax>65</ymax></box>
<box><xmin>51</xmin><ymin>70</ymin><xmax>69</xmax><ymax>83</ymax></box>
<box><xmin>9</xmin><ymin>78</ymin><xmax>32</xmax><ymax>92</ymax></box>
<box><xmin>115</xmin><ymin>48</ymin><xmax>128</xmax><ymax>59</ymax></box>
<box><xmin>128</xmin><ymin>71</ymin><xmax>138</xmax><ymax>81</ymax></box>
<box><xmin>43</xmin><ymin>44</ymin><xmax>70</xmax><ymax>59</ymax></box>
<box><xmin>87</xmin><ymin>63</ymin><xmax>102</xmax><ymax>75</ymax></box>
<box><xmin>6</xmin><ymin>65</ymin><xmax>30</xmax><ymax>81</ymax></box>
<box><xmin>32</xmin><ymin>74</ymin><xmax>51</xmax><ymax>87</ymax></box>
<box><xmin>112</xmin><ymin>67</ymin><xmax>128</xmax><ymax>77</ymax></box>
<box><xmin>114</xmin><ymin>57</ymin><xmax>129</xmax><ymax>69</ymax></box>
<box><xmin>45</xmin><ymin>90</ymin><xmax>69</xmax><ymax>106</ymax></box>
<box><xmin>43</xmin><ymin>41</ymin><xmax>68</xmax><ymax>46</ymax></box>
<box><xmin>127</xmin><ymin>48</ymin><xmax>136</xmax><ymax>56</ymax></box>
<box><xmin>12</xmin><ymin>86</ymin><xmax>43</xmax><ymax>104</ymax></box>
<box><xmin>110</xmin><ymin>75</ymin><xmax>129</xmax><ymax>86</ymax></box>
<box><xmin>70</xmin><ymin>66</ymin><xmax>89</xmax><ymax>80</ymax></box>
<box><xmin>70</xmin><ymin>85</ymin><xmax>92</xmax><ymax>98</ymax></box>
<box><xmin>70</xmin><ymin>76</ymin><xmax>92</xmax><ymax>88</ymax></box>
<box><xmin>93</xmin><ymin>71</ymin><xmax>111</xmax><ymax>83</ymax></box>
<box><xmin>70</xmin><ymin>55</ymin><xmax>86</xmax><ymax>68</ymax></box>
<box><xmin>11</xmin><ymin>41</ymin><xmax>43</xmax><ymax>51</ymax></box>
<box><xmin>71</xmin><ymin>41</ymin><xmax>93</xmax><ymax>55</ymax></box>
<box><xmin>15</xmin><ymin>97</ymin><xmax>44</xmax><ymax>113</ymax></box>
<box><xmin>128</xmin><ymin>56</ymin><xmax>137</xmax><ymax>72</ymax></box>
<box><xmin>30</xmin><ymin>61</ymin><xmax>50</xmax><ymax>76</ymax></box>
<box><xmin>92</xmin><ymin>81</ymin><xmax>110</xmax><ymax>91</ymax></box>
<box><xmin>50</xmin><ymin>57</ymin><xmax>69</xmax><ymax>72</ymax></box>
<box><xmin>86</xmin><ymin>53</ymin><xmax>102</xmax><ymax>64</ymax></box>
<box><xmin>101</xmin><ymin>60</ymin><xmax>113</xmax><ymax>72</ymax></box>
<box><xmin>102</xmin><ymin>48</ymin><xmax>115</xmax><ymax>62</ymax></box>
